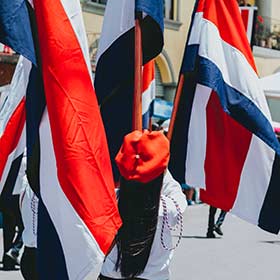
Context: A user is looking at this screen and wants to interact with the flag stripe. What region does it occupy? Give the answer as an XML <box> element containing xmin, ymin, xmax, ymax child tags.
<box><xmin>198</xmin><ymin>0</ymin><xmax>257</xmax><ymax>72</ymax></box>
<box><xmin>37</xmin><ymin>199</ymin><xmax>69</xmax><ymax>280</ymax></box>
<box><xmin>0</xmin><ymin>128</ymin><xmax>25</xmax><ymax>193</ymax></box>
<box><xmin>185</xmin><ymin>84</ymin><xmax>211</xmax><ymax>188</ymax></box>
<box><xmin>142</xmin><ymin>61</ymin><xmax>155</xmax><ymax>93</ymax></box>
<box><xmin>39</xmin><ymin>111</ymin><xmax>104</xmax><ymax>280</ymax></box>
<box><xmin>184</xmin><ymin>45</ymin><xmax>280</xmax><ymax>155</ymax></box>
<box><xmin>201</xmin><ymin>91</ymin><xmax>252</xmax><ymax>211</ymax></box>
<box><xmin>34</xmin><ymin>0</ymin><xmax>121</xmax><ymax>255</ymax></box>
<box><xmin>187</xmin><ymin>14</ymin><xmax>267</xmax><ymax>115</ymax></box>
<box><xmin>60</xmin><ymin>0</ymin><xmax>92</xmax><ymax>80</ymax></box>
<box><xmin>136</xmin><ymin>0</ymin><xmax>164</xmax><ymax>31</ymax></box>
<box><xmin>258</xmin><ymin>154</ymin><xmax>280</xmax><ymax>233</ymax></box>
<box><xmin>0</xmin><ymin>99</ymin><xmax>25</xmax><ymax>180</ymax></box>
<box><xmin>142</xmin><ymin>60</ymin><xmax>155</xmax><ymax>119</ymax></box>
<box><xmin>231</xmin><ymin>135</ymin><xmax>275</xmax><ymax>225</ymax></box>
<box><xmin>0</xmin><ymin>0</ymin><xmax>36</xmax><ymax>64</ymax></box>
<box><xmin>142</xmin><ymin>80</ymin><xmax>155</xmax><ymax>114</ymax></box>
<box><xmin>169</xmin><ymin>72</ymin><xmax>197</xmax><ymax>184</ymax></box>
<box><xmin>96</xmin><ymin>0</ymin><xmax>134</xmax><ymax>64</ymax></box>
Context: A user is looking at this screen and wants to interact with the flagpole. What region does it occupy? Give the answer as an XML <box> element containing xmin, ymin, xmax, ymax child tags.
<box><xmin>132</xmin><ymin>13</ymin><xmax>143</xmax><ymax>131</ymax></box>
<box><xmin>167</xmin><ymin>74</ymin><xmax>185</xmax><ymax>140</ymax></box>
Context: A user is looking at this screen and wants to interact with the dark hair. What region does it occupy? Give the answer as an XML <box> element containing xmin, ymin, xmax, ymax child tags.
<box><xmin>115</xmin><ymin>174</ymin><xmax>163</xmax><ymax>278</ymax></box>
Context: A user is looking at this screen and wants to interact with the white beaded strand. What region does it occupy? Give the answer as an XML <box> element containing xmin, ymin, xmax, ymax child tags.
<box><xmin>160</xmin><ymin>195</ymin><xmax>183</xmax><ymax>251</ymax></box>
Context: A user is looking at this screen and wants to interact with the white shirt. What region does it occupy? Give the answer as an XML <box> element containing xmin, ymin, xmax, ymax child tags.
<box><xmin>101</xmin><ymin>170</ymin><xmax>187</xmax><ymax>280</ymax></box>
<box><xmin>20</xmin><ymin>180</ymin><xmax>38</xmax><ymax>248</ymax></box>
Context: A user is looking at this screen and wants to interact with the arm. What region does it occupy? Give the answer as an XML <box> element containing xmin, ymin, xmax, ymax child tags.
<box><xmin>158</xmin><ymin>170</ymin><xmax>187</xmax><ymax>226</ymax></box>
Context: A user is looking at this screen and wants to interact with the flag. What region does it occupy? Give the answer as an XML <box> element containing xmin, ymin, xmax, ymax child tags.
<box><xmin>240</xmin><ymin>6</ymin><xmax>257</xmax><ymax>45</ymax></box>
<box><xmin>1</xmin><ymin>0</ymin><xmax>122</xmax><ymax>279</ymax></box>
<box><xmin>0</xmin><ymin>56</ymin><xmax>30</xmax><ymax>193</ymax></box>
<box><xmin>142</xmin><ymin>59</ymin><xmax>156</xmax><ymax>129</ymax></box>
<box><xmin>95</xmin><ymin>0</ymin><xmax>164</xmax><ymax>179</ymax></box>
<box><xmin>169</xmin><ymin>0</ymin><xmax>280</xmax><ymax>234</ymax></box>
<box><xmin>0</xmin><ymin>0</ymin><xmax>36</xmax><ymax>194</ymax></box>
<box><xmin>0</xmin><ymin>0</ymin><xmax>36</xmax><ymax>64</ymax></box>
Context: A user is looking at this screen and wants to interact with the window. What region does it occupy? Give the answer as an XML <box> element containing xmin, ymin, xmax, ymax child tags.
<box><xmin>91</xmin><ymin>0</ymin><xmax>107</xmax><ymax>4</ymax></box>
<box><xmin>164</xmin><ymin>0</ymin><xmax>175</xmax><ymax>20</ymax></box>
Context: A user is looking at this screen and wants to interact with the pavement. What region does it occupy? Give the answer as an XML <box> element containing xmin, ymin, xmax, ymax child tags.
<box><xmin>0</xmin><ymin>203</ymin><xmax>279</xmax><ymax>280</ymax></box>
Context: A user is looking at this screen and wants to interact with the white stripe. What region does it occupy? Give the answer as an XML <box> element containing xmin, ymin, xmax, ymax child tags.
<box><xmin>0</xmin><ymin>126</ymin><xmax>25</xmax><ymax>192</ymax></box>
<box><xmin>185</xmin><ymin>84</ymin><xmax>211</xmax><ymax>189</ymax></box>
<box><xmin>0</xmin><ymin>56</ymin><xmax>31</xmax><ymax>136</ymax></box>
<box><xmin>142</xmin><ymin>80</ymin><xmax>155</xmax><ymax>114</ymax></box>
<box><xmin>39</xmin><ymin>110</ymin><xmax>104</xmax><ymax>280</ymax></box>
<box><xmin>188</xmin><ymin>12</ymin><xmax>272</xmax><ymax>122</ymax></box>
<box><xmin>60</xmin><ymin>0</ymin><xmax>93</xmax><ymax>83</ymax></box>
<box><xmin>231</xmin><ymin>135</ymin><xmax>275</xmax><ymax>224</ymax></box>
<box><xmin>246</xmin><ymin>8</ymin><xmax>254</xmax><ymax>42</ymax></box>
<box><xmin>96</xmin><ymin>0</ymin><xmax>135</xmax><ymax>64</ymax></box>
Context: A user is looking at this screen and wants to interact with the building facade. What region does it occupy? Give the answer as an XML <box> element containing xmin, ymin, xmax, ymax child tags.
<box><xmin>253</xmin><ymin>0</ymin><xmax>280</xmax><ymax>77</ymax></box>
<box><xmin>0</xmin><ymin>0</ymin><xmax>279</xmax><ymax>108</ymax></box>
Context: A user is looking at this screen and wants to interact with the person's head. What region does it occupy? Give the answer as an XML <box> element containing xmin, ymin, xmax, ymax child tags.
<box><xmin>238</xmin><ymin>0</ymin><xmax>245</xmax><ymax>6</ymax></box>
<box><xmin>114</xmin><ymin>130</ymin><xmax>170</xmax><ymax>278</ymax></box>
<box><xmin>160</xmin><ymin>119</ymin><xmax>170</xmax><ymax>136</ymax></box>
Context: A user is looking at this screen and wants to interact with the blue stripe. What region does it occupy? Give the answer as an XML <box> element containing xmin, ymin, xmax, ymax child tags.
<box><xmin>25</xmin><ymin>65</ymin><xmax>45</xmax><ymax>198</ymax></box>
<box><xmin>136</xmin><ymin>0</ymin><xmax>164</xmax><ymax>31</ymax></box>
<box><xmin>95</xmin><ymin>30</ymin><xmax>134</xmax><ymax>181</ymax></box>
<box><xmin>179</xmin><ymin>0</ymin><xmax>200</xmax><ymax>74</ymax></box>
<box><xmin>26</xmin><ymin>66</ymin><xmax>45</xmax><ymax>160</ymax></box>
<box><xmin>258</xmin><ymin>153</ymin><xmax>280</xmax><ymax>234</ymax></box>
<box><xmin>183</xmin><ymin>45</ymin><xmax>280</xmax><ymax>156</ymax></box>
<box><xmin>169</xmin><ymin>71</ymin><xmax>197</xmax><ymax>184</ymax></box>
<box><xmin>38</xmin><ymin>200</ymin><xmax>69</xmax><ymax>280</ymax></box>
<box><xmin>0</xmin><ymin>0</ymin><xmax>36</xmax><ymax>64</ymax></box>
<box><xmin>142</xmin><ymin>109</ymin><xmax>150</xmax><ymax>129</ymax></box>
<box><xmin>95</xmin><ymin>15</ymin><xmax>163</xmax><ymax>180</ymax></box>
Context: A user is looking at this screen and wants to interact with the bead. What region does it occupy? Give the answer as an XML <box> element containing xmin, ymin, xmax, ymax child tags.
<box><xmin>160</xmin><ymin>195</ymin><xmax>183</xmax><ymax>251</ymax></box>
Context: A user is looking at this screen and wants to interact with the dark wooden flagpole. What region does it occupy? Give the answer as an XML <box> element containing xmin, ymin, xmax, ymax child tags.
<box><xmin>132</xmin><ymin>13</ymin><xmax>143</xmax><ymax>131</ymax></box>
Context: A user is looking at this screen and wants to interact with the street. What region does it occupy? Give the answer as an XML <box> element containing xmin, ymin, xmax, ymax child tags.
<box><xmin>0</xmin><ymin>203</ymin><xmax>279</xmax><ymax>280</ymax></box>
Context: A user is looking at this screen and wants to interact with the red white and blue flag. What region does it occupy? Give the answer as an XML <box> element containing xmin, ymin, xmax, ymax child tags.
<box><xmin>169</xmin><ymin>0</ymin><xmax>280</xmax><ymax>234</ymax></box>
<box><xmin>142</xmin><ymin>60</ymin><xmax>156</xmax><ymax>129</ymax></box>
<box><xmin>240</xmin><ymin>6</ymin><xmax>257</xmax><ymax>45</ymax></box>
<box><xmin>0</xmin><ymin>56</ymin><xmax>30</xmax><ymax>193</ymax></box>
<box><xmin>0</xmin><ymin>0</ymin><xmax>122</xmax><ymax>278</ymax></box>
<box><xmin>95</xmin><ymin>0</ymin><xmax>163</xmax><ymax>179</ymax></box>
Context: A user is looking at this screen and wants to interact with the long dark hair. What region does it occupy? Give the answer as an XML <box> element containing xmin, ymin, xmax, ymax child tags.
<box><xmin>115</xmin><ymin>174</ymin><xmax>163</xmax><ymax>278</ymax></box>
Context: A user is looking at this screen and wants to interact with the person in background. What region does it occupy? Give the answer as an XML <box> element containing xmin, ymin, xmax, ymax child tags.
<box><xmin>160</xmin><ymin>119</ymin><xmax>170</xmax><ymax>136</ymax></box>
<box><xmin>0</xmin><ymin>156</ymin><xmax>24</xmax><ymax>270</ymax></box>
<box><xmin>181</xmin><ymin>184</ymin><xmax>195</xmax><ymax>206</ymax></box>
<box><xmin>238</xmin><ymin>0</ymin><xmax>251</xmax><ymax>6</ymax></box>
<box><xmin>206</xmin><ymin>206</ymin><xmax>227</xmax><ymax>238</ymax></box>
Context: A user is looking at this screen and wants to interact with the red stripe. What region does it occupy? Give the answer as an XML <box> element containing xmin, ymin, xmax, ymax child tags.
<box><xmin>241</xmin><ymin>10</ymin><xmax>249</xmax><ymax>32</ymax></box>
<box><xmin>200</xmin><ymin>91</ymin><xmax>252</xmax><ymax>211</ymax></box>
<box><xmin>142</xmin><ymin>59</ymin><xmax>155</xmax><ymax>93</ymax></box>
<box><xmin>200</xmin><ymin>0</ymin><xmax>257</xmax><ymax>73</ymax></box>
<box><xmin>0</xmin><ymin>98</ymin><xmax>25</xmax><ymax>180</ymax></box>
<box><xmin>196</xmin><ymin>0</ymin><xmax>205</xmax><ymax>13</ymax></box>
<box><xmin>33</xmin><ymin>0</ymin><xmax>121</xmax><ymax>254</ymax></box>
